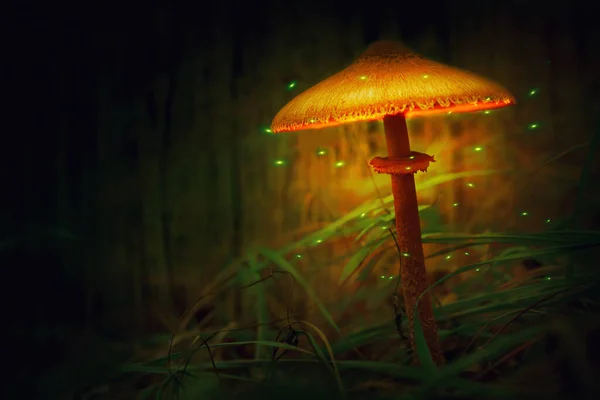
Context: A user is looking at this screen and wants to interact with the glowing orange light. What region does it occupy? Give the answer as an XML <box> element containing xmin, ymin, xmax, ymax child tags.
<box><xmin>271</xmin><ymin>41</ymin><xmax>515</xmax><ymax>133</ymax></box>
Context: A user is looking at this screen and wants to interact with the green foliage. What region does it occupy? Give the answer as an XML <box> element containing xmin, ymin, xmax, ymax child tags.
<box><xmin>116</xmin><ymin>165</ymin><xmax>600</xmax><ymax>399</ymax></box>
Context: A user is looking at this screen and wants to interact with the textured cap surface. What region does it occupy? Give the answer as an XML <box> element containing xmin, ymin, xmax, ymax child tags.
<box><xmin>271</xmin><ymin>40</ymin><xmax>515</xmax><ymax>133</ymax></box>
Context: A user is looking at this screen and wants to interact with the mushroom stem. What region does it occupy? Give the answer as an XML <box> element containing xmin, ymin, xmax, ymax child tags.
<box><xmin>382</xmin><ymin>113</ymin><xmax>444</xmax><ymax>366</ymax></box>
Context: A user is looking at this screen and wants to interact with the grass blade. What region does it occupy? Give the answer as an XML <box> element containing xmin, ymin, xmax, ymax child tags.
<box><xmin>257</xmin><ymin>247</ymin><xmax>339</xmax><ymax>332</ymax></box>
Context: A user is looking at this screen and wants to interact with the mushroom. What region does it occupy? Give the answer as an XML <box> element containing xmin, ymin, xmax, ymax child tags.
<box><xmin>271</xmin><ymin>40</ymin><xmax>516</xmax><ymax>365</ymax></box>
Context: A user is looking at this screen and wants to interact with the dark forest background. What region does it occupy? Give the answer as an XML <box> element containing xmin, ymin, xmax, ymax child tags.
<box><xmin>3</xmin><ymin>0</ymin><xmax>600</xmax><ymax>398</ymax></box>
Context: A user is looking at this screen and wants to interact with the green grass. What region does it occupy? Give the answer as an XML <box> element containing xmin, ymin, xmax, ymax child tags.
<box><xmin>36</xmin><ymin>131</ymin><xmax>600</xmax><ymax>399</ymax></box>
<box><xmin>115</xmin><ymin>157</ymin><xmax>600</xmax><ymax>399</ymax></box>
<box><xmin>119</xmin><ymin>239</ymin><xmax>599</xmax><ymax>398</ymax></box>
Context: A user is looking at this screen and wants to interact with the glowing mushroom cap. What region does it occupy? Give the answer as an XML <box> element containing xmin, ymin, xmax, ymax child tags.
<box><xmin>271</xmin><ymin>40</ymin><xmax>516</xmax><ymax>133</ymax></box>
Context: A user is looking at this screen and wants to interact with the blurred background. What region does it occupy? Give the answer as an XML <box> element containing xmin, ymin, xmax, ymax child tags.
<box><xmin>3</xmin><ymin>0</ymin><xmax>600</xmax><ymax>397</ymax></box>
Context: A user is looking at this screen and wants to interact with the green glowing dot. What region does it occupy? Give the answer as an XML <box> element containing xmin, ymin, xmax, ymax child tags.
<box><xmin>315</xmin><ymin>239</ymin><xmax>322</xmax><ymax>244</ymax></box>
<box><xmin>467</xmin><ymin>183</ymin><xmax>475</xmax><ymax>188</ymax></box>
<box><xmin>421</xmin><ymin>74</ymin><xmax>430</xmax><ymax>79</ymax></box>
<box><xmin>274</xmin><ymin>159</ymin><xmax>286</xmax><ymax>166</ymax></box>
<box><xmin>473</xmin><ymin>146</ymin><xmax>483</xmax><ymax>152</ymax></box>
<box><xmin>453</xmin><ymin>202</ymin><xmax>459</xmax><ymax>207</ymax></box>
<box><xmin>335</xmin><ymin>161</ymin><xmax>345</xmax><ymax>168</ymax></box>
<box><xmin>359</xmin><ymin>75</ymin><xmax>367</xmax><ymax>80</ymax></box>
<box><xmin>317</xmin><ymin>149</ymin><xmax>327</xmax><ymax>155</ymax></box>
<box><xmin>287</xmin><ymin>81</ymin><xmax>296</xmax><ymax>89</ymax></box>
<box><xmin>528</xmin><ymin>123</ymin><xmax>539</xmax><ymax>130</ymax></box>
<box><xmin>464</xmin><ymin>252</ymin><xmax>470</xmax><ymax>256</ymax></box>
<box><xmin>402</xmin><ymin>252</ymin><xmax>409</xmax><ymax>257</ymax></box>
<box><xmin>521</xmin><ymin>211</ymin><xmax>528</xmax><ymax>216</ymax></box>
<box><xmin>546</xmin><ymin>218</ymin><xmax>551</xmax><ymax>223</ymax></box>
<box><xmin>529</xmin><ymin>89</ymin><xmax>538</xmax><ymax>96</ymax></box>
<box><xmin>484</xmin><ymin>110</ymin><xmax>491</xmax><ymax>115</ymax></box>
<box><xmin>445</xmin><ymin>254</ymin><xmax>452</xmax><ymax>260</ymax></box>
